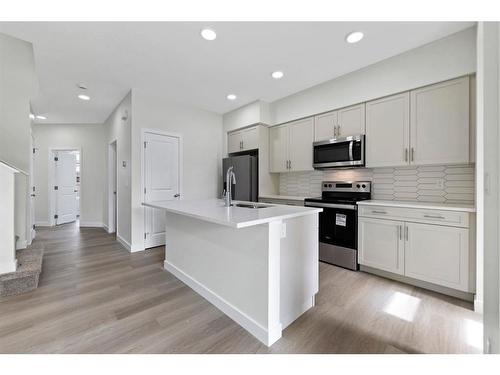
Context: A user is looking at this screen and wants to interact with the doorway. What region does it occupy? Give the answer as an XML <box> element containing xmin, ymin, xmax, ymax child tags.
<box><xmin>49</xmin><ymin>149</ymin><xmax>80</xmax><ymax>226</ymax></box>
<box><xmin>142</xmin><ymin>130</ymin><xmax>181</xmax><ymax>249</ymax></box>
<box><xmin>108</xmin><ymin>140</ymin><xmax>117</xmax><ymax>234</ymax></box>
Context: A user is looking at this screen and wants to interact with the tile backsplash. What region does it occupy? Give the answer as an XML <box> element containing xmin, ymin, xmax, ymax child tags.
<box><xmin>279</xmin><ymin>164</ymin><xmax>475</xmax><ymax>204</ymax></box>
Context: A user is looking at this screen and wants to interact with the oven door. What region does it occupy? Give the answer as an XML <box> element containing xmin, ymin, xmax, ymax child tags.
<box><xmin>313</xmin><ymin>135</ymin><xmax>364</xmax><ymax>168</ymax></box>
<box><xmin>307</xmin><ymin>202</ymin><xmax>357</xmax><ymax>249</ymax></box>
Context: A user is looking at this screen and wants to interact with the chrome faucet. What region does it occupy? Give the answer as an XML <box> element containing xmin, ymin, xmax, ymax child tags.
<box><xmin>224</xmin><ymin>166</ymin><xmax>237</xmax><ymax>207</ymax></box>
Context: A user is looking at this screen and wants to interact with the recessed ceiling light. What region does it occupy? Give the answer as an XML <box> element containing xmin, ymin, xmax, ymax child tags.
<box><xmin>29</xmin><ymin>113</ymin><xmax>35</xmax><ymax>120</ymax></box>
<box><xmin>78</xmin><ymin>94</ymin><xmax>90</xmax><ymax>101</ymax></box>
<box><xmin>226</xmin><ymin>94</ymin><xmax>237</xmax><ymax>101</ymax></box>
<box><xmin>271</xmin><ymin>71</ymin><xmax>284</xmax><ymax>79</ymax></box>
<box><xmin>36</xmin><ymin>115</ymin><xmax>47</xmax><ymax>120</ymax></box>
<box><xmin>346</xmin><ymin>31</ymin><xmax>364</xmax><ymax>44</ymax></box>
<box><xmin>201</xmin><ymin>28</ymin><xmax>217</xmax><ymax>41</ymax></box>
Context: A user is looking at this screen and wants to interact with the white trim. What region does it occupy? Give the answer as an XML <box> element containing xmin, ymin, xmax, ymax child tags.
<box><xmin>34</xmin><ymin>221</ymin><xmax>50</xmax><ymax>227</ymax></box>
<box><xmin>15</xmin><ymin>240</ymin><xmax>27</xmax><ymax>250</ymax></box>
<box><xmin>116</xmin><ymin>233</ymin><xmax>131</xmax><ymax>251</ymax></box>
<box><xmin>78</xmin><ymin>221</ymin><xmax>103</xmax><ymax>228</ymax></box>
<box><xmin>474</xmin><ymin>298</ymin><xmax>484</xmax><ymax>314</ymax></box>
<box><xmin>164</xmin><ymin>260</ymin><xmax>282</xmax><ymax>347</ymax></box>
<box><xmin>107</xmin><ymin>139</ymin><xmax>117</xmax><ymax>234</ymax></box>
<box><xmin>48</xmin><ymin>147</ymin><xmax>81</xmax><ymax>226</ymax></box>
<box><xmin>0</xmin><ymin>259</ymin><xmax>17</xmax><ymax>274</ymax></box>
<box><xmin>141</xmin><ymin>129</ymin><xmax>183</xmax><ymax>250</ymax></box>
<box><xmin>103</xmin><ymin>223</ymin><xmax>109</xmax><ymax>232</ymax></box>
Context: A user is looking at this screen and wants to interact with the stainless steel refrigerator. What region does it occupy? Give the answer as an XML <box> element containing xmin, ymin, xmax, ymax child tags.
<box><xmin>222</xmin><ymin>155</ymin><xmax>258</xmax><ymax>202</ymax></box>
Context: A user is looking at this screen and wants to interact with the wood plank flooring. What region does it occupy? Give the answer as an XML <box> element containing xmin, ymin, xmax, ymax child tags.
<box><xmin>0</xmin><ymin>223</ymin><xmax>482</xmax><ymax>353</ymax></box>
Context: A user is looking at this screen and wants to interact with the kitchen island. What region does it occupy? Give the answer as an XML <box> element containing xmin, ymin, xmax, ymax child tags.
<box><xmin>143</xmin><ymin>199</ymin><xmax>322</xmax><ymax>346</ymax></box>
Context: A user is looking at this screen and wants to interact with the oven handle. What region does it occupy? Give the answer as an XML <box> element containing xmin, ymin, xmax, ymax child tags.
<box><xmin>305</xmin><ymin>202</ymin><xmax>357</xmax><ymax>210</ymax></box>
<box><xmin>349</xmin><ymin>140</ymin><xmax>354</xmax><ymax>161</ymax></box>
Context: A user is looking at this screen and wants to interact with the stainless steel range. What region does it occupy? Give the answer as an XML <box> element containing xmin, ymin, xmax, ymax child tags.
<box><xmin>304</xmin><ymin>181</ymin><xmax>371</xmax><ymax>270</ymax></box>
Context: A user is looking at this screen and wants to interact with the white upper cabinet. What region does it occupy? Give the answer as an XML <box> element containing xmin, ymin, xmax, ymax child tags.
<box><xmin>288</xmin><ymin>117</ymin><xmax>314</xmax><ymax>172</ymax></box>
<box><xmin>366</xmin><ymin>92</ymin><xmax>410</xmax><ymax>168</ymax></box>
<box><xmin>314</xmin><ymin>111</ymin><xmax>337</xmax><ymax>141</ymax></box>
<box><xmin>227</xmin><ymin>131</ymin><xmax>243</xmax><ymax>154</ymax></box>
<box><xmin>410</xmin><ymin>76</ymin><xmax>470</xmax><ymax>165</ymax></box>
<box><xmin>270</xmin><ymin>117</ymin><xmax>314</xmax><ymax>173</ymax></box>
<box><xmin>337</xmin><ymin>103</ymin><xmax>366</xmax><ymax>137</ymax></box>
<box><xmin>227</xmin><ymin>126</ymin><xmax>260</xmax><ymax>154</ymax></box>
<box><xmin>269</xmin><ymin>125</ymin><xmax>288</xmax><ymax>173</ymax></box>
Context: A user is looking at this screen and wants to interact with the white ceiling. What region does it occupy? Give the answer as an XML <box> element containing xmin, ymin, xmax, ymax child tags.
<box><xmin>0</xmin><ymin>22</ymin><xmax>475</xmax><ymax>124</ymax></box>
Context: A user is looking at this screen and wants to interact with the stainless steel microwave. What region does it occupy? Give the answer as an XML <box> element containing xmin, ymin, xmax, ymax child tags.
<box><xmin>313</xmin><ymin>135</ymin><xmax>365</xmax><ymax>169</ymax></box>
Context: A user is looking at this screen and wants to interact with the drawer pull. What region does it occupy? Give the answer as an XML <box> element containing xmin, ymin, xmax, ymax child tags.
<box><xmin>371</xmin><ymin>210</ymin><xmax>387</xmax><ymax>214</ymax></box>
<box><xmin>423</xmin><ymin>214</ymin><xmax>445</xmax><ymax>219</ymax></box>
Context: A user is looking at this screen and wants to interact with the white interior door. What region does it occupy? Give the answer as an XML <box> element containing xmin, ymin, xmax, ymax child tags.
<box><xmin>54</xmin><ymin>151</ymin><xmax>77</xmax><ymax>225</ymax></box>
<box><xmin>144</xmin><ymin>132</ymin><xmax>180</xmax><ymax>249</ymax></box>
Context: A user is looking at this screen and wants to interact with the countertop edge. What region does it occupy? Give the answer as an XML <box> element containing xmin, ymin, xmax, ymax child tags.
<box><xmin>142</xmin><ymin>202</ymin><xmax>322</xmax><ymax>228</ymax></box>
<box><xmin>356</xmin><ymin>200</ymin><xmax>476</xmax><ymax>213</ymax></box>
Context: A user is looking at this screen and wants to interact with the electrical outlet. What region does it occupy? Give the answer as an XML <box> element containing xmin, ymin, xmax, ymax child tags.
<box><xmin>435</xmin><ymin>179</ymin><xmax>445</xmax><ymax>189</ymax></box>
<box><xmin>281</xmin><ymin>223</ymin><xmax>287</xmax><ymax>238</ymax></box>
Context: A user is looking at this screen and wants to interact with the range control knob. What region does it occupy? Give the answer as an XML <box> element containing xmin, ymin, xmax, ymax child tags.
<box><xmin>323</xmin><ymin>184</ymin><xmax>327</xmax><ymax>187</ymax></box>
<box><xmin>356</xmin><ymin>184</ymin><xmax>361</xmax><ymax>188</ymax></box>
<box><xmin>362</xmin><ymin>184</ymin><xmax>366</xmax><ymax>188</ymax></box>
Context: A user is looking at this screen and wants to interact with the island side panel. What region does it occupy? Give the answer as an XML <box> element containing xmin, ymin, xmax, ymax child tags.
<box><xmin>280</xmin><ymin>214</ymin><xmax>319</xmax><ymax>329</ymax></box>
<box><xmin>163</xmin><ymin>212</ymin><xmax>280</xmax><ymax>346</ymax></box>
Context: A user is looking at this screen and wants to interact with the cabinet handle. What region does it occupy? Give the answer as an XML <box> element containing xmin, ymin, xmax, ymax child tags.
<box><xmin>371</xmin><ymin>210</ymin><xmax>387</xmax><ymax>214</ymax></box>
<box><xmin>404</xmin><ymin>148</ymin><xmax>408</xmax><ymax>162</ymax></box>
<box><xmin>411</xmin><ymin>147</ymin><xmax>415</xmax><ymax>162</ymax></box>
<box><xmin>337</xmin><ymin>125</ymin><xmax>341</xmax><ymax>136</ymax></box>
<box><xmin>333</xmin><ymin>123</ymin><xmax>337</xmax><ymax>137</ymax></box>
<box><xmin>423</xmin><ymin>214</ymin><xmax>445</xmax><ymax>219</ymax></box>
<box><xmin>405</xmin><ymin>226</ymin><xmax>408</xmax><ymax>241</ymax></box>
<box><xmin>289</xmin><ymin>160</ymin><xmax>292</xmax><ymax>170</ymax></box>
<box><xmin>398</xmin><ymin>225</ymin><xmax>401</xmax><ymax>240</ymax></box>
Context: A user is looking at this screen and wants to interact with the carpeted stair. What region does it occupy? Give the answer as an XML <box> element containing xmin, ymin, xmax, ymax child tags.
<box><xmin>0</xmin><ymin>247</ymin><xmax>43</xmax><ymax>297</ymax></box>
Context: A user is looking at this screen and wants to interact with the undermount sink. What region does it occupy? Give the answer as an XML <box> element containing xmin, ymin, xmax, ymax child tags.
<box><xmin>232</xmin><ymin>203</ymin><xmax>272</xmax><ymax>209</ymax></box>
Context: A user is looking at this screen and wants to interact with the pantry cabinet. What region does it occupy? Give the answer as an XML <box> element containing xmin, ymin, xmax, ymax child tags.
<box><xmin>227</xmin><ymin>125</ymin><xmax>260</xmax><ymax>154</ymax></box>
<box><xmin>269</xmin><ymin>117</ymin><xmax>314</xmax><ymax>173</ymax></box>
<box><xmin>366</xmin><ymin>92</ymin><xmax>410</xmax><ymax>168</ymax></box>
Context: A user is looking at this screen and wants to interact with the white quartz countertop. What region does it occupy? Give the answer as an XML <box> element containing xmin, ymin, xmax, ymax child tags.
<box><xmin>259</xmin><ymin>194</ymin><xmax>309</xmax><ymax>201</ymax></box>
<box><xmin>143</xmin><ymin>199</ymin><xmax>322</xmax><ymax>229</ymax></box>
<box><xmin>357</xmin><ymin>200</ymin><xmax>476</xmax><ymax>213</ymax></box>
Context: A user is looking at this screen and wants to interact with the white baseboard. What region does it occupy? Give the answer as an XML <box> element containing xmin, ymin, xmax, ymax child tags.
<box><xmin>164</xmin><ymin>261</ymin><xmax>281</xmax><ymax>346</ymax></box>
<box><xmin>116</xmin><ymin>234</ymin><xmax>132</xmax><ymax>251</ymax></box>
<box><xmin>103</xmin><ymin>223</ymin><xmax>109</xmax><ymax>232</ymax></box>
<box><xmin>0</xmin><ymin>259</ymin><xmax>17</xmax><ymax>274</ymax></box>
<box><xmin>34</xmin><ymin>221</ymin><xmax>50</xmax><ymax>227</ymax></box>
<box><xmin>79</xmin><ymin>221</ymin><xmax>104</xmax><ymax>228</ymax></box>
<box><xmin>15</xmin><ymin>240</ymin><xmax>27</xmax><ymax>250</ymax></box>
<box><xmin>130</xmin><ymin>244</ymin><xmax>145</xmax><ymax>252</ymax></box>
<box><xmin>474</xmin><ymin>298</ymin><xmax>484</xmax><ymax>314</ymax></box>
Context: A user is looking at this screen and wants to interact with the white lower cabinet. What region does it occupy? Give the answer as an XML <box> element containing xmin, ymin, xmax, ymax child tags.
<box><xmin>405</xmin><ymin>222</ymin><xmax>469</xmax><ymax>291</ymax></box>
<box><xmin>358</xmin><ymin>205</ymin><xmax>475</xmax><ymax>294</ymax></box>
<box><xmin>358</xmin><ymin>218</ymin><xmax>404</xmax><ymax>275</ymax></box>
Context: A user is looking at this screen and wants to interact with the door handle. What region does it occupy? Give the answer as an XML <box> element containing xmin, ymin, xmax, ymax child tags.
<box><xmin>30</xmin><ymin>194</ymin><xmax>36</xmax><ymax>197</ymax></box>
<box><xmin>174</xmin><ymin>193</ymin><xmax>180</xmax><ymax>198</ymax></box>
